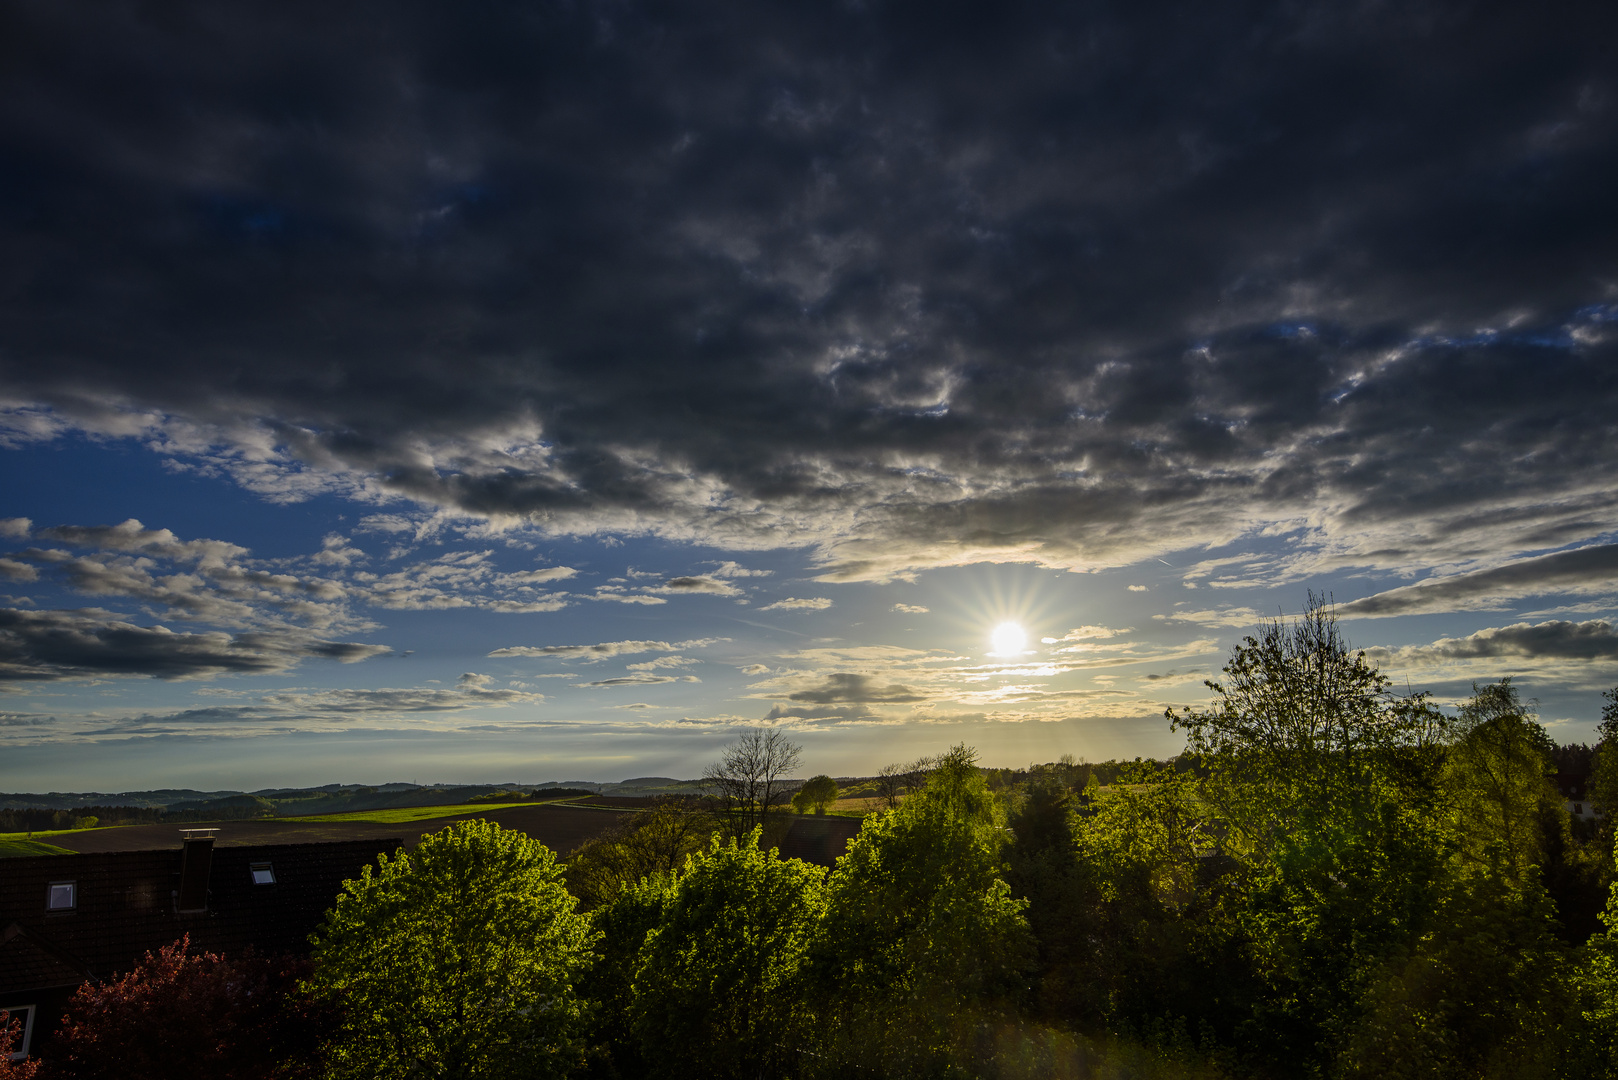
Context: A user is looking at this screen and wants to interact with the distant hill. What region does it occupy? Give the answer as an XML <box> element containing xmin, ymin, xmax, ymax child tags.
<box><xmin>0</xmin><ymin>776</ymin><xmax>712</xmax><ymax>815</ymax></box>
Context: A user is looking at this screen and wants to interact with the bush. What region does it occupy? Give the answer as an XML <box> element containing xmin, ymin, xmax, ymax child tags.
<box><xmin>0</xmin><ymin>1012</ymin><xmax>40</xmax><ymax>1080</ymax></box>
<box><xmin>50</xmin><ymin>936</ymin><xmax>317</xmax><ymax>1080</ymax></box>
<box><xmin>629</xmin><ymin>832</ymin><xmax>825</xmax><ymax>1080</ymax></box>
<box><xmin>306</xmin><ymin>819</ymin><xmax>596</xmax><ymax>1080</ymax></box>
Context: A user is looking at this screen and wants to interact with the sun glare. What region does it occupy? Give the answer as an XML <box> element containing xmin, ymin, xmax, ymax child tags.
<box><xmin>989</xmin><ymin>621</ymin><xmax>1027</xmax><ymax>656</ymax></box>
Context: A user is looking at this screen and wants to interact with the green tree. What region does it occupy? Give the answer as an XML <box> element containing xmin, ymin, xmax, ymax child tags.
<box><xmin>306</xmin><ymin>819</ymin><xmax>596</xmax><ymax>1080</ymax></box>
<box><xmin>1169</xmin><ymin>595</ymin><xmax>1450</xmax><ymax>1074</ymax></box>
<box><xmin>808</xmin><ymin>745</ymin><xmax>1034</xmax><ymax>1077</ymax></box>
<box><xmin>1572</xmin><ymin>833</ymin><xmax>1618</xmax><ymax>1079</ymax></box>
<box><xmin>792</xmin><ymin>774</ymin><xmax>839</xmax><ymax>815</ymax></box>
<box><xmin>1337</xmin><ymin>872</ymin><xmax>1579</xmax><ymax>1080</ymax></box>
<box><xmin>1443</xmin><ymin>679</ymin><xmax>1560</xmax><ymax>893</ymax></box>
<box><xmin>1007</xmin><ymin>776</ymin><xmax>1096</xmax><ymax>1023</ymax></box>
<box><xmin>1590</xmin><ymin>688</ymin><xmax>1618</xmax><ymax>827</ymax></box>
<box><xmin>578</xmin><ymin>871</ymin><xmax>680</xmax><ymax>1079</ymax></box>
<box><xmin>628</xmin><ymin>832</ymin><xmax>824</xmax><ymax>1080</ymax></box>
<box><xmin>566</xmin><ymin>797</ymin><xmax>715</xmax><ymax>910</ymax></box>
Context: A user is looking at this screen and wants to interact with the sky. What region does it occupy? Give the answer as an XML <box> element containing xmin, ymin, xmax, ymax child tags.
<box><xmin>2</xmin><ymin>0</ymin><xmax>1618</xmax><ymax>791</ymax></box>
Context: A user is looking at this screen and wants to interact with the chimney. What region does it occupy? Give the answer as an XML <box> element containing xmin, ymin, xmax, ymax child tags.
<box><xmin>175</xmin><ymin>829</ymin><xmax>217</xmax><ymax>913</ymax></box>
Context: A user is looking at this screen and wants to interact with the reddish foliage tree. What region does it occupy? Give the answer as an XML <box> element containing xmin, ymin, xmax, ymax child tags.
<box><xmin>50</xmin><ymin>936</ymin><xmax>326</xmax><ymax>1080</ymax></box>
<box><xmin>0</xmin><ymin>1011</ymin><xmax>42</xmax><ymax>1080</ymax></box>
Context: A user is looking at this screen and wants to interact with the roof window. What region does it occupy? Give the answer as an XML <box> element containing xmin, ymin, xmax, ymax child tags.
<box><xmin>3</xmin><ymin>1005</ymin><xmax>35</xmax><ymax>1061</ymax></box>
<box><xmin>250</xmin><ymin>862</ymin><xmax>276</xmax><ymax>886</ymax></box>
<box><xmin>46</xmin><ymin>881</ymin><xmax>76</xmax><ymax>912</ymax></box>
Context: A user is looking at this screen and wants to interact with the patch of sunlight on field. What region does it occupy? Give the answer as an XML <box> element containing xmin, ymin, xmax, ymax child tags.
<box><xmin>276</xmin><ymin>800</ymin><xmax>555</xmax><ymax>824</ymax></box>
<box><xmin>0</xmin><ymin>825</ymin><xmax>107</xmax><ymax>841</ymax></box>
<box><xmin>828</xmin><ymin>796</ymin><xmax>892</xmax><ymax>815</ymax></box>
<box><xmin>0</xmin><ymin>836</ymin><xmax>77</xmax><ymax>857</ymax></box>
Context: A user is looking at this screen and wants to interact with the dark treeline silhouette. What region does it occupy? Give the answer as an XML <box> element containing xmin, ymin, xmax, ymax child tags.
<box><xmin>9</xmin><ymin>596</ymin><xmax>1618</xmax><ymax>1079</ymax></box>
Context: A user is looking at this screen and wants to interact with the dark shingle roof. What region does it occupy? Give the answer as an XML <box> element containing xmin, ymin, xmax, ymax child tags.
<box><xmin>0</xmin><ymin>924</ymin><xmax>89</xmax><ymax>991</ymax></box>
<box><xmin>774</xmin><ymin>815</ymin><xmax>863</xmax><ymax>867</ymax></box>
<box><xmin>0</xmin><ymin>838</ymin><xmax>398</xmax><ymax>995</ymax></box>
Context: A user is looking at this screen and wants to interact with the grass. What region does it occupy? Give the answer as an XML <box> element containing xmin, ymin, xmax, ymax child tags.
<box><xmin>0</xmin><ymin>825</ymin><xmax>108</xmax><ymax>841</ymax></box>
<box><xmin>0</xmin><ymin>795</ymin><xmax>593</xmax><ymax>847</ymax></box>
<box><xmin>828</xmin><ymin>796</ymin><xmax>893</xmax><ymax>815</ymax></box>
<box><xmin>276</xmin><ymin>798</ymin><xmax>577</xmax><ymax>824</ymax></box>
<box><xmin>0</xmin><ymin>837</ymin><xmax>78</xmax><ymax>858</ymax></box>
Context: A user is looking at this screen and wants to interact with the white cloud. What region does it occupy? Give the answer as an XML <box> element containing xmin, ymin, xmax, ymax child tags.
<box><xmin>587</xmin><ymin>589</ymin><xmax>668</xmax><ymax>605</ymax></box>
<box><xmin>488</xmin><ymin>637</ymin><xmax>725</xmax><ymax>660</ymax></box>
<box><xmin>508</xmin><ymin>566</ymin><xmax>578</xmax><ymax>583</ymax></box>
<box><xmin>707</xmin><ymin>561</ymin><xmax>772</xmax><ymax>578</ymax></box>
<box><xmin>1153</xmin><ymin>607</ymin><xmax>1265</xmax><ymax>629</ymax></box>
<box><xmin>760</xmin><ymin>597</ymin><xmax>833</xmax><ymax>611</ymax></box>
<box><xmin>0</xmin><ymin>559</ymin><xmax>38</xmax><ymax>582</ymax></box>
<box><xmin>626</xmin><ymin>655</ymin><xmax>699</xmax><ymax>671</ymax></box>
<box><xmin>892</xmin><ymin>602</ymin><xmax>929</xmax><ymax>613</ymax></box>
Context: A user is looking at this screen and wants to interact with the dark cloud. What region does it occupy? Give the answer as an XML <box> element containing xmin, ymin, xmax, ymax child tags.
<box><xmin>0</xmin><ymin>607</ymin><xmax>390</xmax><ymax>682</ymax></box>
<box><xmin>38</xmin><ymin>520</ymin><xmax>247</xmax><ymax>565</ymax></box>
<box><xmin>787</xmin><ymin>672</ymin><xmax>927</xmax><ymax>704</ymax></box>
<box><xmin>763</xmin><ymin>703</ymin><xmax>877</xmax><ymax>723</ymax></box>
<box><xmin>653</xmin><ymin>576</ymin><xmax>743</xmax><ymax>597</ymax></box>
<box><xmin>0</xmin><ymin>712</ymin><xmax>50</xmax><ymax>727</ymax></box>
<box><xmin>1340</xmin><ymin>544</ymin><xmax>1618</xmax><ymax>617</ymax></box>
<box><xmin>57</xmin><ymin>684</ymin><xmax>546</xmax><ymax>736</ymax></box>
<box><xmin>0</xmin><ymin>3</ymin><xmax>1615</xmax><ymax>577</ymax></box>
<box><xmin>581</xmin><ymin>673</ymin><xmax>702</xmax><ymax>688</ymax></box>
<box><xmin>1377</xmin><ymin>619</ymin><xmax>1618</xmax><ymax>663</ymax></box>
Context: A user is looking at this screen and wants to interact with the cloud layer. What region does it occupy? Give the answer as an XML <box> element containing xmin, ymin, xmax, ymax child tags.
<box><xmin>0</xmin><ymin>608</ymin><xmax>389</xmax><ymax>683</ymax></box>
<box><xmin>1341</xmin><ymin>545</ymin><xmax>1618</xmax><ymax>618</ymax></box>
<box><xmin>0</xmin><ymin>2</ymin><xmax>1612</xmax><ymax>584</ymax></box>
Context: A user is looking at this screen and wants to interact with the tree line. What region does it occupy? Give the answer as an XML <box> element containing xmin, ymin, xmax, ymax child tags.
<box><xmin>7</xmin><ymin>596</ymin><xmax>1618</xmax><ymax>1078</ymax></box>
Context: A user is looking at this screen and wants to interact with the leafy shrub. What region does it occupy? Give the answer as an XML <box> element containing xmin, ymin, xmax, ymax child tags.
<box><xmin>50</xmin><ymin>936</ymin><xmax>318</xmax><ymax>1080</ymax></box>
<box><xmin>306</xmin><ymin>819</ymin><xmax>596</xmax><ymax>1080</ymax></box>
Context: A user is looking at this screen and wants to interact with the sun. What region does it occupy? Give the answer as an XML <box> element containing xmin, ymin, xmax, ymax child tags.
<box><xmin>989</xmin><ymin>621</ymin><xmax>1027</xmax><ymax>656</ymax></box>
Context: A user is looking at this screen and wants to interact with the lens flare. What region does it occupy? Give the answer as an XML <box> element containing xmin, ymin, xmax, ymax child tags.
<box><xmin>989</xmin><ymin>621</ymin><xmax>1027</xmax><ymax>656</ymax></box>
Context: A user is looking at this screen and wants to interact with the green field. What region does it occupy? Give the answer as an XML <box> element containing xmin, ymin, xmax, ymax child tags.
<box><xmin>276</xmin><ymin>798</ymin><xmax>570</xmax><ymax>824</ymax></box>
<box><xmin>0</xmin><ymin>825</ymin><xmax>105</xmax><ymax>841</ymax></box>
<box><xmin>0</xmin><ymin>795</ymin><xmax>590</xmax><ymax>853</ymax></box>
<box><xmin>0</xmin><ymin>836</ymin><xmax>77</xmax><ymax>857</ymax></box>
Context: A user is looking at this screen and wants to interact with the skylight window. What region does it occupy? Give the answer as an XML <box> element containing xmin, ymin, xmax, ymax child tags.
<box><xmin>250</xmin><ymin>863</ymin><xmax>275</xmax><ymax>885</ymax></box>
<box><xmin>46</xmin><ymin>881</ymin><xmax>76</xmax><ymax>911</ymax></box>
<box><xmin>3</xmin><ymin>1005</ymin><xmax>34</xmax><ymax>1060</ymax></box>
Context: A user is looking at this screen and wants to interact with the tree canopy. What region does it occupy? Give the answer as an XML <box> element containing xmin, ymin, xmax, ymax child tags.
<box><xmin>306</xmin><ymin>818</ymin><xmax>596</xmax><ymax>1080</ymax></box>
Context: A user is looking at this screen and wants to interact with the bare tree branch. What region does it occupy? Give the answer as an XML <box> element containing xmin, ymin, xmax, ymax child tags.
<box><xmin>701</xmin><ymin>728</ymin><xmax>803</xmax><ymax>840</ymax></box>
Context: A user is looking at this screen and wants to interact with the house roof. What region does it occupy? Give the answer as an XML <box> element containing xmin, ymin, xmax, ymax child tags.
<box><xmin>774</xmin><ymin>814</ymin><xmax>863</xmax><ymax>867</ymax></box>
<box><xmin>0</xmin><ymin>923</ymin><xmax>90</xmax><ymax>992</ymax></box>
<box><xmin>0</xmin><ymin>838</ymin><xmax>398</xmax><ymax>997</ymax></box>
